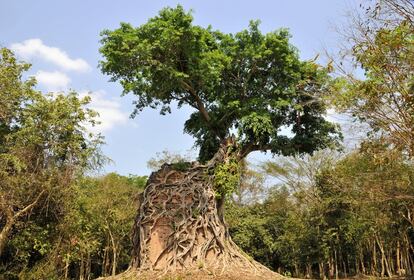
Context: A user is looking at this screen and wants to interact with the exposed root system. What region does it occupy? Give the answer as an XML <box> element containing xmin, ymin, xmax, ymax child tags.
<box><xmin>129</xmin><ymin>144</ymin><xmax>282</xmax><ymax>278</ymax></box>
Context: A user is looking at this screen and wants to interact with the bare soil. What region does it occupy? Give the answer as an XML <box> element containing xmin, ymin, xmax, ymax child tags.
<box><xmin>97</xmin><ymin>268</ymin><xmax>286</xmax><ymax>280</ymax></box>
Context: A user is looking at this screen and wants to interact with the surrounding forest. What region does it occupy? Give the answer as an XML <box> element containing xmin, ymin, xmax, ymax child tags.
<box><xmin>1</xmin><ymin>0</ymin><xmax>414</xmax><ymax>279</ymax></box>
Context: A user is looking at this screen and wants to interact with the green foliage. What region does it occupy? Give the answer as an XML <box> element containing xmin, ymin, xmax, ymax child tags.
<box><xmin>100</xmin><ymin>5</ymin><xmax>341</xmax><ymax>162</ymax></box>
<box><xmin>2</xmin><ymin>172</ymin><xmax>147</xmax><ymax>279</ymax></box>
<box><xmin>227</xmin><ymin>141</ymin><xmax>414</xmax><ymax>278</ymax></box>
<box><xmin>61</xmin><ymin>173</ymin><xmax>147</xmax><ymax>278</ymax></box>
<box><xmin>170</xmin><ymin>161</ymin><xmax>192</xmax><ymax>171</ymax></box>
<box><xmin>213</xmin><ymin>158</ymin><xmax>241</xmax><ymax>199</ymax></box>
<box><xmin>0</xmin><ymin>48</ymin><xmax>35</xmax><ymax>134</ymax></box>
<box><xmin>4</xmin><ymin>2</ymin><xmax>414</xmax><ymax>279</ymax></box>
<box><xmin>239</xmin><ymin>112</ymin><xmax>275</xmax><ymax>145</ymax></box>
<box><xmin>0</xmin><ymin>47</ymin><xmax>104</xmax><ymax>279</ymax></box>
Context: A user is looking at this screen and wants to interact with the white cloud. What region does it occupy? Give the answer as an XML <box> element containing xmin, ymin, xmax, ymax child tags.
<box><xmin>80</xmin><ymin>90</ymin><xmax>129</xmax><ymax>134</ymax></box>
<box><xmin>10</xmin><ymin>39</ymin><xmax>91</xmax><ymax>72</ymax></box>
<box><xmin>35</xmin><ymin>70</ymin><xmax>71</xmax><ymax>91</ymax></box>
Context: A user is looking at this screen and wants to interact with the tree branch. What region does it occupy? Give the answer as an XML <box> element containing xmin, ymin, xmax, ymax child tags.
<box><xmin>14</xmin><ymin>189</ymin><xmax>46</xmax><ymax>220</ymax></box>
<box><xmin>180</xmin><ymin>81</ymin><xmax>211</xmax><ymax>123</ymax></box>
<box><xmin>180</xmin><ymin>80</ymin><xmax>227</xmax><ymax>140</ymax></box>
<box><xmin>238</xmin><ymin>142</ymin><xmax>272</xmax><ymax>159</ymax></box>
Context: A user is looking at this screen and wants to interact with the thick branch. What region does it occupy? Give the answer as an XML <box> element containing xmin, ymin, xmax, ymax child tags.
<box><xmin>14</xmin><ymin>189</ymin><xmax>46</xmax><ymax>220</ymax></box>
<box><xmin>0</xmin><ymin>190</ymin><xmax>46</xmax><ymax>257</ymax></box>
<box><xmin>180</xmin><ymin>81</ymin><xmax>211</xmax><ymax>123</ymax></box>
<box><xmin>180</xmin><ymin>80</ymin><xmax>226</xmax><ymax>140</ymax></box>
<box><xmin>238</xmin><ymin>142</ymin><xmax>272</xmax><ymax>159</ymax></box>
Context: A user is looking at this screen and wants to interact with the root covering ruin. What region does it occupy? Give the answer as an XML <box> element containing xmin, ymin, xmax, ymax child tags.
<box><xmin>128</xmin><ymin>146</ymin><xmax>283</xmax><ymax>279</ymax></box>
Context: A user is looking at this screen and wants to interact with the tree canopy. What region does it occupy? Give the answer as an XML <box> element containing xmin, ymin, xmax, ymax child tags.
<box><xmin>100</xmin><ymin>5</ymin><xmax>341</xmax><ymax>162</ymax></box>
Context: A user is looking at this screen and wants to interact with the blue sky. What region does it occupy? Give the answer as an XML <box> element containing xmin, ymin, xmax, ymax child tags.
<box><xmin>1</xmin><ymin>1</ymin><xmax>357</xmax><ymax>176</ymax></box>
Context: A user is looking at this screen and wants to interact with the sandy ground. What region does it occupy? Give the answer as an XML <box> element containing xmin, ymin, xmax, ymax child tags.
<box><xmin>97</xmin><ymin>268</ymin><xmax>286</xmax><ymax>280</ymax></box>
<box><xmin>98</xmin><ymin>269</ymin><xmax>414</xmax><ymax>280</ymax></box>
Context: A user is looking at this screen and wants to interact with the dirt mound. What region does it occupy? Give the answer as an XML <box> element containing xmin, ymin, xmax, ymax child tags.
<box><xmin>98</xmin><ymin>268</ymin><xmax>285</xmax><ymax>280</ymax></box>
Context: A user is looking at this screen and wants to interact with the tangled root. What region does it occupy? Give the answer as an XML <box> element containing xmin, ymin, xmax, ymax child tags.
<box><xmin>130</xmin><ymin>145</ymin><xmax>282</xmax><ymax>278</ymax></box>
<box><xmin>132</xmin><ymin>163</ymin><xmax>278</xmax><ymax>274</ymax></box>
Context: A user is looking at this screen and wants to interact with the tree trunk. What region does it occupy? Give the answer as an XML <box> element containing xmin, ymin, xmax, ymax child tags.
<box><xmin>376</xmin><ymin>235</ymin><xmax>392</xmax><ymax>278</ymax></box>
<box><xmin>130</xmin><ymin>142</ymin><xmax>279</xmax><ymax>278</ymax></box>
<box><xmin>0</xmin><ymin>217</ymin><xmax>14</xmax><ymax>257</ymax></box>
<box><xmin>360</xmin><ymin>250</ymin><xmax>366</xmax><ymax>275</ymax></box>
<box><xmin>86</xmin><ymin>252</ymin><xmax>91</xmax><ymax>280</ymax></box>
<box><xmin>108</xmin><ymin>226</ymin><xmax>117</xmax><ymax>276</ymax></box>
<box><xmin>305</xmin><ymin>262</ymin><xmax>312</xmax><ymax>279</ymax></box>
<box><xmin>355</xmin><ymin>255</ymin><xmax>359</xmax><ymax>276</ymax></box>
<box><xmin>334</xmin><ymin>249</ymin><xmax>339</xmax><ymax>280</ymax></box>
<box><xmin>373</xmin><ymin>240</ymin><xmax>378</xmax><ymax>276</ymax></box>
<box><xmin>329</xmin><ymin>256</ymin><xmax>334</xmax><ymax>279</ymax></box>
<box><xmin>342</xmin><ymin>260</ymin><xmax>347</xmax><ymax>278</ymax></box>
<box><xmin>397</xmin><ymin>240</ymin><xmax>401</xmax><ymax>276</ymax></box>
<box><xmin>102</xmin><ymin>246</ymin><xmax>108</xmax><ymax>276</ymax></box>
<box><xmin>319</xmin><ymin>262</ymin><xmax>326</xmax><ymax>280</ymax></box>
<box><xmin>80</xmin><ymin>253</ymin><xmax>85</xmax><ymax>280</ymax></box>
<box><xmin>294</xmin><ymin>262</ymin><xmax>299</xmax><ymax>278</ymax></box>
<box><xmin>403</xmin><ymin>235</ymin><xmax>410</xmax><ymax>275</ymax></box>
<box><xmin>64</xmin><ymin>254</ymin><xmax>69</xmax><ymax>280</ymax></box>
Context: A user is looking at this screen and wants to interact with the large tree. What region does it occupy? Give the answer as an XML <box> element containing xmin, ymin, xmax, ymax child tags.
<box><xmin>100</xmin><ymin>6</ymin><xmax>341</xmax><ymax>277</ymax></box>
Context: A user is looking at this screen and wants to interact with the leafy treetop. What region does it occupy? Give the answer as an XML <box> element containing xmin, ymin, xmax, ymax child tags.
<box><xmin>100</xmin><ymin>6</ymin><xmax>341</xmax><ymax>162</ymax></box>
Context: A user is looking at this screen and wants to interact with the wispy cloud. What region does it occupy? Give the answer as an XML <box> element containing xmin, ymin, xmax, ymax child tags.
<box><xmin>80</xmin><ymin>90</ymin><xmax>129</xmax><ymax>134</ymax></box>
<box><xmin>35</xmin><ymin>70</ymin><xmax>71</xmax><ymax>91</ymax></box>
<box><xmin>10</xmin><ymin>39</ymin><xmax>125</xmax><ymax>134</ymax></box>
<box><xmin>10</xmin><ymin>39</ymin><xmax>91</xmax><ymax>72</ymax></box>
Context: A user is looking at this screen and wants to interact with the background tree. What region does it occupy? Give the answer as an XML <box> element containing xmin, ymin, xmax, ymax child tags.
<box><xmin>227</xmin><ymin>141</ymin><xmax>414</xmax><ymax>279</ymax></box>
<box><xmin>0</xmin><ymin>48</ymin><xmax>105</xmax><ymax>279</ymax></box>
<box><xmin>0</xmin><ymin>48</ymin><xmax>103</xmax><ymax>260</ymax></box>
<box><xmin>261</xmin><ymin>149</ymin><xmax>339</xmax><ymax>202</ymax></box>
<box><xmin>61</xmin><ymin>173</ymin><xmax>146</xmax><ymax>279</ymax></box>
<box><xmin>232</xmin><ymin>161</ymin><xmax>266</xmax><ymax>205</ymax></box>
<box><xmin>332</xmin><ymin>0</ymin><xmax>414</xmax><ymax>156</ymax></box>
